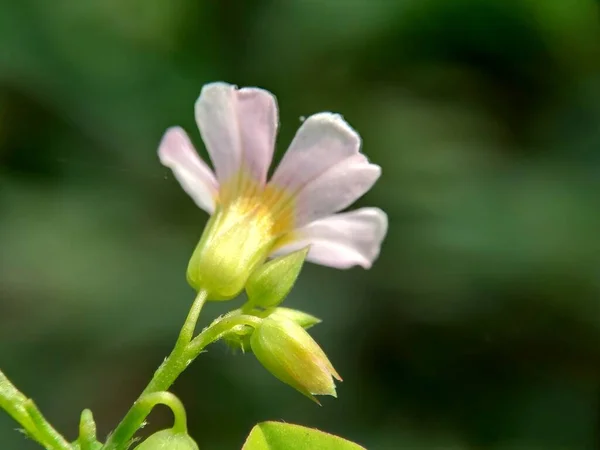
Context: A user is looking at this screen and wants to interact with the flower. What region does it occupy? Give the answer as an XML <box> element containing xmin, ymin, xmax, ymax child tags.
<box><xmin>250</xmin><ymin>315</ymin><xmax>341</xmax><ymax>403</ymax></box>
<box><xmin>159</xmin><ymin>82</ymin><xmax>387</xmax><ymax>299</ymax></box>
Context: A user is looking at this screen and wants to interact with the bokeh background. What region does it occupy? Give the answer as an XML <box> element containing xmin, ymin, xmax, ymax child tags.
<box><xmin>2</xmin><ymin>0</ymin><xmax>600</xmax><ymax>448</ymax></box>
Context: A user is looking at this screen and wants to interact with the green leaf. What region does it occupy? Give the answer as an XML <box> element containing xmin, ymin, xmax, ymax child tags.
<box><xmin>242</xmin><ymin>422</ymin><xmax>366</xmax><ymax>450</ymax></box>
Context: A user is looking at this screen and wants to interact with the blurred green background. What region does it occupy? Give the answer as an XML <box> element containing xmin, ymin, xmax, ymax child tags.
<box><xmin>2</xmin><ymin>0</ymin><xmax>600</xmax><ymax>448</ymax></box>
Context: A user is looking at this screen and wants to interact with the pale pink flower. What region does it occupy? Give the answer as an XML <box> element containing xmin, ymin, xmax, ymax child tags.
<box><xmin>159</xmin><ymin>82</ymin><xmax>387</xmax><ymax>299</ymax></box>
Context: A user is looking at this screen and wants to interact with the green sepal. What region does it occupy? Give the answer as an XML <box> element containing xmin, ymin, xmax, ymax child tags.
<box><xmin>246</xmin><ymin>247</ymin><xmax>309</xmax><ymax>308</ymax></box>
<box><xmin>270</xmin><ymin>307</ymin><xmax>321</xmax><ymax>329</ymax></box>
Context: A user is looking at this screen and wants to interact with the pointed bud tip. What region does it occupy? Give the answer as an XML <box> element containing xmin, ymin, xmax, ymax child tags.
<box><xmin>331</xmin><ymin>369</ymin><xmax>343</xmax><ymax>382</ymax></box>
<box><xmin>270</xmin><ymin>307</ymin><xmax>322</xmax><ymax>329</ymax></box>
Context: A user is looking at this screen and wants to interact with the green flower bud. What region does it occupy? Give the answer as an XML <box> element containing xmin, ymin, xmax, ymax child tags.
<box><xmin>246</xmin><ymin>247</ymin><xmax>309</xmax><ymax>308</ymax></box>
<box><xmin>134</xmin><ymin>429</ymin><xmax>199</xmax><ymax>450</ymax></box>
<box><xmin>250</xmin><ymin>316</ymin><xmax>341</xmax><ymax>404</ymax></box>
<box><xmin>223</xmin><ymin>307</ymin><xmax>321</xmax><ymax>353</ymax></box>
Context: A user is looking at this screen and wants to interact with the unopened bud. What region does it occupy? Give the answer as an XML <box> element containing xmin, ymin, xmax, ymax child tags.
<box><xmin>250</xmin><ymin>316</ymin><xmax>341</xmax><ymax>404</ymax></box>
<box><xmin>134</xmin><ymin>429</ymin><xmax>199</xmax><ymax>450</ymax></box>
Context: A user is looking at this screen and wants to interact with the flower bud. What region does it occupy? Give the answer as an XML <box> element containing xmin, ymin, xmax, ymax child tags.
<box><xmin>223</xmin><ymin>307</ymin><xmax>321</xmax><ymax>353</ymax></box>
<box><xmin>250</xmin><ymin>316</ymin><xmax>341</xmax><ymax>403</ymax></box>
<box><xmin>134</xmin><ymin>429</ymin><xmax>199</xmax><ymax>450</ymax></box>
<box><xmin>246</xmin><ymin>247</ymin><xmax>309</xmax><ymax>308</ymax></box>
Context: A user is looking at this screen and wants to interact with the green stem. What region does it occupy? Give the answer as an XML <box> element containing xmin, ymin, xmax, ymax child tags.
<box><xmin>185</xmin><ymin>314</ymin><xmax>262</xmax><ymax>359</ymax></box>
<box><xmin>0</xmin><ymin>370</ymin><xmax>42</xmax><ymax>443</ymax></box>
<box><xmin>176</xmin><ymin>289</ymin><xmax>210</xmax><ymax>350</ymax></box>
<box><xmin>102</xmin><ymin>289</ymin><xmax>208</xmax><ymax>450</ymax></box>
<box><xmin>102</xmin><ymin>289</ymin><xmax>263</xmax><ymax>450</ymax></box>
<box><xmin>0</xmin><ymin>370</ymin><xmax>71</xmax><ymax>450</ymax></box>
<box><xmin>136</xmin><ymin>392</ymin><xmax>188</xmax><ymax>434</ymax></box>
<box><xmin>25</xmin><ymin>400</ymin><xmax>72</xmax><ymax>450</ymax></box>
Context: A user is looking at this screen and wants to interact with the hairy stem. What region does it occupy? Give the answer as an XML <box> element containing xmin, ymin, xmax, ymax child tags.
<box><xmin>185</xmin><ymin>314</ymin><xmax>262</xmax><ymax>359</ymax></box>
<box><xmin>136</xmin><ymin>392</ymin><xmax>188</xmax><ymax>434</ymax></box>
<box><xmin>102</xmin><ymin>289</ymin><xmax>208</xmax><ymax>450</ymax></box>
<box><xmin>102</xmin><ymin>290</ymin><xmax>264</xmax><ymax>450</ymax></box>
<box><xmin>0</xmin><ymin>370</ymin><xmax>71</xmax><ymax>450</ymax></box>
<box><xmin>25</xmin><ymin>400</ymin><xmax>72</xmax><ymax>450</ymax></box>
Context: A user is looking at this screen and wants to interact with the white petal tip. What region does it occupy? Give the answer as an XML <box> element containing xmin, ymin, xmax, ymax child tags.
<box><xmin>200</xmin><ymin>83</ymin><xmax>274</xmax><ymax>100</ymax></box>
<box><xmin>200</xmin><ymin>81</ymin><xmax>236</xmax><ymax>94</ymax></box>
<box><xmin>238</xmin><ymin>86</ymin><xmax>275</xmax><ymax>98</ymax></box>
<box><xmin>304</xmin><ymin>112</ymin><xmax>360</xmax><ymax>146</ymax></box>
<box><xmin>361</xmin><ymin>163</ymin><xmax>383</xmax><ymax>186</ymax></box>
<box><xmin>158</xmin><ymin>126</ymin><xmax>189</xmax><ymax>166</ymax></box>
<box><xmin>195</xmin><ymin>83</ymin><xmax>236</xmax><ymax>112</ymax></box>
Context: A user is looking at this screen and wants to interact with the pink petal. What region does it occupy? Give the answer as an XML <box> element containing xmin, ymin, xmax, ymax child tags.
<box><xmin>195</xmin><ymin>82</ymin><xmax>278</xmax><ymax>189</ymax></box>
<box><xmin>158</xmin><ymin>127</ymin><xmax>218</xmax><ymax>214</ymax></box>
<box><xmin>271</xmin><ymin>112</ymin><xmax>360</xmax><ymax>190</ymax></box>
<box><xmin>294</xmin><ymin>154</ymin><xmax>381</xmax><ymax>227</ymax></box>
<box><xmin>272</xmin><ymin>208</ymin><xmax>388</xmax><ymax>269</ymax></box>
<box><xmin>270</xmin><ymin>113</ymin><xmax>379</xmax><ymax>226</ymax></box>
